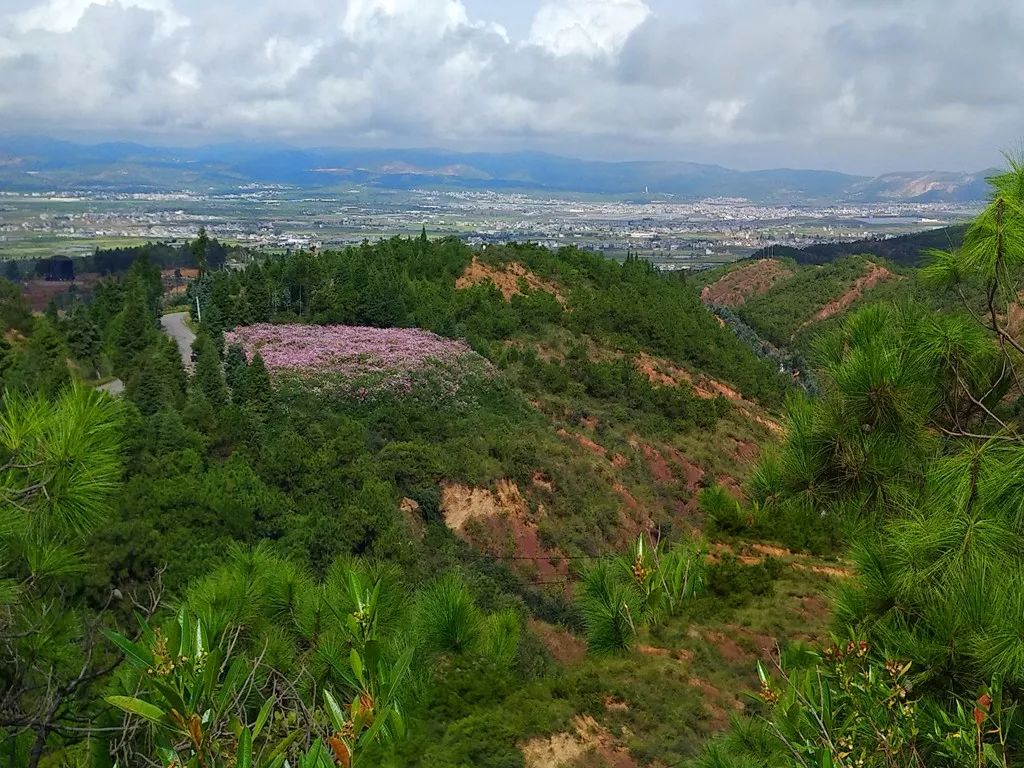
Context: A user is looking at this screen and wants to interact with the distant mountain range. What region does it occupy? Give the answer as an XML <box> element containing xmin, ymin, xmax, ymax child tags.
<box><xmin>0</xmin><ymin>137</ymin><xmax>995</xmax><ymax>203</ymax></box>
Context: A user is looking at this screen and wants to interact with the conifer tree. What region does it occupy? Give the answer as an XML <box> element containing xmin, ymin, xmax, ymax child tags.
<box><xmin>190</xmin><ymin>333</ymin><xmax>228</xmax><ymax>409</ymax></box>
<box><xmin>10</xmin><ymin>316</ymin><xmax>71</xmax><ymax>397</ymax></box>
<box><xmin>239</xmin><ymin>350</ymin><xmax>272</xmax><ymax>414</ymax></box>
<box><xmin>113</xmin><ymin>281</ymin><xmax>156</xmax><ymax>373</ymax></box>
<box><xmin>223</xmin><ymin>342</ymin><xmax>248</xmax><ymax>399</ymax></box>
<box><xmin>0</xmin><ymin>387</ymin><xmax>125</xmax><ymax>767</ymax></box>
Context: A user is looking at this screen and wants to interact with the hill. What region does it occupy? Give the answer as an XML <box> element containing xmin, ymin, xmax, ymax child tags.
<box><xmin>3</xmin><ymin>236</ymin><xmax>854</xmax><ymax>767</ymax></box>
<box><xmin>699</xmin><ymin>255</ymin><xmax>913</xmax><ymax>357</ymax></box>
<box><xmin>0</xmin><ymin>136</ymin><xmax>992</xmax><ymax>202</ymax></box>
<box><xmin>750</xmin><ymin>224</ymin><xmax>968</xmax><ymax>266</ymax></box>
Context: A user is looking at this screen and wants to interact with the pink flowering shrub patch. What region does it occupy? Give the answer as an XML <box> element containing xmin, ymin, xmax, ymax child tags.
<box><xmin>225</xmin><ymin>324</ymin><xmax>494</xmax><ymax>402</ymax></box>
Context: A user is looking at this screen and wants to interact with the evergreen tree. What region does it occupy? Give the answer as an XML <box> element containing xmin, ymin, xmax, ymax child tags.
<box><xmin>0</xmin><ymin>278</ymin><xmax>32</xmax><ymax>333</ymax></box>
<box><xmin>239</xmin><ymin>350</ymin><xmax>273</xmax><ymax>415</ymax></box>
<box><xmin>190</xmin><ymin>332</ymin><xmax>228</xmax><ymax>409</ymax></box>
<box><xmin>0</xmin><ymin>387</ymin><xmax>123</xmax><ymax>767</ymax></box>
<box><xmin>697</xmin><ymin>155</ymin><xmax>1024</xmax><ymax>767</ymax></box>
<box><xmin>158</xmin><ymin>334</ymin><xmax>188</xmax><ymax>406</ymax></box>
<box><xmin>113</xmin><ymin>281</ymin><xmax>156</xmax><ymax>372</ymax></box>
<box><xmin>192</xmin><ymin>226</ymin><xmax>210</xmax><ymax>275</ymax></box>
<box><xmin>357</xmin><ymin>261</ymin><xmax>408</xmax><ymax>327</ymax></box>
<box><xmin>64</xmin><ymin>303</ymin><xmax>102</xmax><ymax>375</ymax></box>
<box><xmin>246</xmin><ymin>268</ymin><xmax>274</xmax><ymax>322</ymax></box>
<box><xmin>9</xmin><ymin>316</ymin><xmax>70</xmax><ymax>396</ymax></box>
<box><xmin>223</xmin><ymin>343</ymin><xmax>248</xmax><ymax>400</ymax></box>
<box><xmin>127</xmin><ymin>252</ymin><xmax>163</xmax><ymax>314</ymax></box>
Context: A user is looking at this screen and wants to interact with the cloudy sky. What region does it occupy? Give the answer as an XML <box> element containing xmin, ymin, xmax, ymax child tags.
<box><xmin>0</xmin><ymin>0</ymin><xmax>1019</xmax><ymax>173</ymax></box>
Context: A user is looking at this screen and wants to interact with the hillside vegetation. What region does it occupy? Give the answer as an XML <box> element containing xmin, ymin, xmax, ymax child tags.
<box><xmin>2</xmin><ymin>233</ymin><xmax>829</xmax><ymax>768</ymax></box>
<box><xmin>749</xmin><ymin>224</ymin><xmax>968</xmax><ymax>266</ymax></box>
<box><xmin>3</xmin><ymin>157</ymin><xmax>1023</xmax><ymax>768</ymax></box>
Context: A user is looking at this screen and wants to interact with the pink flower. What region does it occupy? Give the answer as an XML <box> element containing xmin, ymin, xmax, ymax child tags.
<box><xmin>224</xmin><ymin>324</ymin><xmax>493</xmax><ymax>401</ymax></box>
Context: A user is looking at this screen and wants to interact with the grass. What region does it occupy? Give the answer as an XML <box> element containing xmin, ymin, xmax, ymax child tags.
<box><xmin>394</xmin><ymin>543</ymin><xmax>835</xmax><ymax>768</ymax></box>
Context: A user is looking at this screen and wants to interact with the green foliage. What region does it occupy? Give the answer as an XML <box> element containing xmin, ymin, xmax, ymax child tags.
<box><xmin>105</xmin><ymin>547</ymin><xmax>521</xmax><ymax>766</ymax></box>
<box><xmin>191</xmin><ymin>332</ymin><xmax>229</xmax><ymax>409</ymax></box>
<box><xmin>737</xmin><ymin>256</ymin><xmax>898</xmax><ymax>348</ymax></box>
<box><xmin>701</xmin><ymin>154</ymin><xmax>1024</xmax><ymax>767</ymax></box>
<box><xmin>577</xmin><ymin>535</ymin><xmax>706</xmax><ymax>653</ymax></box>
<box><xmin>0</xmin><ymin>386</ymin><xmax>123</xmax><ymax>767</ymax></box>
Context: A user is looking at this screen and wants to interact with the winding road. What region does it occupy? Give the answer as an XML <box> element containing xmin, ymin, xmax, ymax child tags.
<box><xmin>160</xmin><ymin>311</ymin><xmax>196</xmax><ymax>369</ymax></box>
<box><xmin>95</xmin><ymin>311</ymin><xmax>196</xmax><ymax>396</ymax></box>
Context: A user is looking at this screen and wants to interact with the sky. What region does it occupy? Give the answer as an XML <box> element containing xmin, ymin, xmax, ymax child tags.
<box><xmin>0</xmin><ymin>0</ymin><xmax>1020</xmax><ymax>174</ymax></box>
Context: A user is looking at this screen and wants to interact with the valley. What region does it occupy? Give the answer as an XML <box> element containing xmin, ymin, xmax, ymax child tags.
<box><xmin>1</xmin><ymin>162</ymin><xmax>1020</xmax><ymax>768</ymax></box>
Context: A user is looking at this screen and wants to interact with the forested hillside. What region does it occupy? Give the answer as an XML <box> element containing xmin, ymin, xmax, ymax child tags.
<box><xmin>2</xmin><ymin>232</ymin><xmax>834</xmax><ymax>768</ymax></box>
<box><xmin>3</xmin><ymin>158</ymin><xmax>1024</xmax><ymax>768</ymax></box>
<box><xmin>749</xmin><ymin>224</ymin><xmax>968</xmax><ymax>266</ymax></box>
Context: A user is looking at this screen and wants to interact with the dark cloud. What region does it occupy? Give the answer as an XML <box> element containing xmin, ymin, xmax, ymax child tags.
<box><xmin>0</xmin><ymin>0</ymin><xmax>1017</xmax><ymax>172</ymax></box>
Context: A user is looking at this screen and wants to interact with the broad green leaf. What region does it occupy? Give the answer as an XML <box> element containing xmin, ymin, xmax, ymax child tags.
<box><xmin>106</xmin><ymin>695</ymin><xmax>169</xmax><ymax>726</ymax></box>
<box><xmin>237</xmin><ymin>726</ymin><xmax>253</xmax><ymax>768</ymax></box>
<box><xmin>323</xmin><ymin>689</ymin><xmax>347</xmax><ymax>732</ymax></box>
<box><xmin>102</xmin><ymin>629</ymin><xmax>154</xmax><ymax>669</ymax></box>
<box><xmin>149</xmin><ymin>677</ymin><xmax>189</xmax><ymax>718</ymax></box>
<box><xmin>253</xmin><ymin>696</ymin><xmax>275</xmax><ymax>739</ymax></box>
<box><xmin>350</xmin><ymin>648</ymin><xmax>364</xmax><ymax>684</ymax></box>
<box><xmin>756</xmin><ymin>660</ymin><xmax>769</xmax><ymax>687</ymax></box>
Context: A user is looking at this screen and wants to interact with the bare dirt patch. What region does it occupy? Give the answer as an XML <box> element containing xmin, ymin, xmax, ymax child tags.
<box><xmin>633</xmin><ymin>352</ymin><xmax>690</xmax><ymax>388</ymax></box>
<box><xmin>663</xmin><ymin>447</ymin><xmax>705</xmax><ymax>492</ymax></box>
<box><xmin>441</xmin><ymin>483</ymin><xmax>503</xmax><ymax>531</ymax></box>
<box><xmin>701</xmin><ymin>259</ymin><xmax>795</xmax><ymax>308</ymax></box>
<box><xmin>632</xmin><ymin>352</ymin><xmax>784</xmax><ymax>435</ymax></box>
<box><xmin>558</xmin><ymin>428</ymin><xmax>608</xmax><ymax>458</ymax></box>
<box><xmin>686</xmin><ymin>678</ymin><xmax>733</xmax><ymax>731</ymax></box>
<box><xmin>19</xmin><ymin>274</ymin><xmax>102</xmax><ymax>312</ymax></box>
<box><xmin>528</xmin><ymin>619</ymin><xmax>587</xmax><ymax>665</ymax></box>
<box><xmin>640</xmin><ymin>444</ymin><xmax>675</xmax><ymax>485</ymax></box>
<box><xmin>730</xmin><ymin>438</ymin><xmax>760</xmax><ymax>463</ymax></box>
<box><xmin>704</xmin><ymin>630</ymin><xmax>750</xmax><ymax>664</ymax></box>
<box><xmin>522</xmin><ymin>716</ymin><xmax>637</xmax><ymax>768</ymax></box>
<box><xmin>604</xmin><ymin>696</ymin><xmax>630</xmax><ymax>712</ymax></box>
<box><xmin>799</xmin><ymin>595</ymin><xmax>830</xmax><ymax>622</ymax></box>
<box><xmin>636</xmin><ymin>645</ymin><xmax>695</xmax><ymax>664</ymax></box>
<box><xmin>612</xmin><ymin>483</ymin><xmax>641</xmax><ymax>511</ymax></box>
<box><xmin>441</xmin><ymin>481</ymin><xmax>570</xmax><ymax>584</ymax></box>
<box><xmin>749</xmin><ymin>543</ymin><xmax>792</xmax><ymax>558</ymax></box>
<box><xmin>716</xmin><ymin>475</ymin><xmax>745</xmax><ymax>502</ymax></box>
<box><xmin>532</xmin><ymin>471</ymin><xmax>555</xmax><ymax>493</ymax></box>
<box><xmin>800</xmin><ymin>262</ymin><xmax>895</xmax><ymax>329</ymax></box>
<box><xmin>456</xmin><ymin>257</ymin><xmax>566</xmax><ymax>304</ymax></box>
<box><xmin>398</xmin><ymin>497</ymin><xmax>425</xmax><ymax>540</ymax></box>
<box><xmin>794</xmin><ymin>563</ymin><xmax>854</xmax><ymax>579</ymax></box>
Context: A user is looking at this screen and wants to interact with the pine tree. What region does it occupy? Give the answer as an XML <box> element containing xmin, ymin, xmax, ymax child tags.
<box><xmin>702</xmin><ymin>155</ymin><xmax>1024</xmax><ymax>766</ymax></box>
<box><xmin>190</xmin><ymin>333</ymin><xmax>228</xmax><ymax>409</ymax></box>
<box><xmin>223</xmin><ymin>343</ymin><xmax>248</xmax><ymax>400</ymax></box>
<box><xmin>0</xmin><ymin>278</ymin><xmax>32</xmax><ymax>333</ymax></box>
<box><xmin>113</xmin><ymin>281</ymin><xmax>156</xmax><ymax>373</ymax></box>
<box><xmin>239</xmin><ymin>350</ymin><xmax>273</xmax><ymax>418</ymax></box>
<box><xmin>11</xmin><ymin>316</ymin><xmax>71</xmax><ymax>396</ymax></box>
<box><xmin>192</xmin><ymin>226</ymin><xmax>210</xmax><ymax>276</ymax></box>
<box><xmin>64</xmin><ymin>303</ymin><xmax>102</xmax><ymax>375</ymax></box>
<box><xmin>158</xmin><ymin>334</ymin><xmax>187</xmax><ymax>406</ymax></box>
<box><xmin>0</xmin><ymin>387</ymin><xmax>124</xmax><ymax>767</ymax></box>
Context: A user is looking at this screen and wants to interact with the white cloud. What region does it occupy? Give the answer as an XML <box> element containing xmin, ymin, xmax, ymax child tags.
<box><xmin>0</xmin><ymin>0</ymin><xmax>1020</xmax><ymax>172</ymax></box>
<box><xmin>14</xmin><ymin>0</ymin><xmax>187</xmax><ymax>35</ymax></box>
<box><xmin>342</xmin><ymin>0</ymin><xmax>469</xmax><ymax>42</ymax></box>
<box><xmin>528</xmin><ymin>0</ymin><xmax>649</xmax><ymax>57</ymax></box>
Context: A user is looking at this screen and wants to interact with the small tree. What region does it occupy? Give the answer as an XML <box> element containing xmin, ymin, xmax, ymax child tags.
<box><xmin>0</xmin><ymin>386</ymin><xmax>130</xmax><ymax>767</ymax></box>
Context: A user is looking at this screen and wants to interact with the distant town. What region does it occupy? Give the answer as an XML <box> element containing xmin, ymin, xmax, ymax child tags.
<box><xmin>0</xmin><ymin>186</ymin><xmax>979</xmax><ymax>269</ymax></box>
